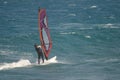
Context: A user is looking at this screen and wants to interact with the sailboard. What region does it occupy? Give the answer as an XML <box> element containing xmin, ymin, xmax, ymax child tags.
<box><xmin>38</xmin><ymin>8</ymin><xmax>52</xmax><ymax>60</ymax></box>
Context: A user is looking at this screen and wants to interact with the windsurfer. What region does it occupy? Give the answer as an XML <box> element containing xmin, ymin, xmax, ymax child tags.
<box><xmin>34</xmin><ymin>43</ymin><xmax>44</xmax><ymax>64</ymax></box>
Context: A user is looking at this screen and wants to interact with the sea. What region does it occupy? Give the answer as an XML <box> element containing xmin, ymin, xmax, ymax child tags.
<box><xmin>0</xmin><ymin>0</ymin><xmax>120</xmax><ymax>80</ymax></box>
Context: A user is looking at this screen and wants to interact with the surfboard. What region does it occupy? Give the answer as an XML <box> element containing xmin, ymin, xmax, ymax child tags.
<box><xmin>38</xmin><ymin>8</ymin><xmax>52</xmax><ymax>60</ymax></box>
<box><xmin>40</xmin><ymin>56</ymin><xmax>57</xmax><ymax>65</ymax></box>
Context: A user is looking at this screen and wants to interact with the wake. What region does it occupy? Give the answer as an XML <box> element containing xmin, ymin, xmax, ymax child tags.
<box><xmin>0</xmin><ymin>59</ymin><xmax>31</xmax><ymax>70</ymax></box>
<box><xmin>0</xmin><ymin>56</ymin><xmax>70</xmax><ymax>71</ymax></box>
<box><xmin>0</xmin><ymin>56</ymin><xmax>60</xmax><ymax>70</ymax></box>
<box><xmin>37</xmin><ymin>56</ymin><xmax>58</xmax><ymax>65</ymax></box>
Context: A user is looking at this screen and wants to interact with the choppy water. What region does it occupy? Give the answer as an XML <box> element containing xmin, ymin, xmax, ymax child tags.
<box><xmin>0</xmin><ymin>0</ymin><xmax>120</xmax><ymax>80</ymax></box>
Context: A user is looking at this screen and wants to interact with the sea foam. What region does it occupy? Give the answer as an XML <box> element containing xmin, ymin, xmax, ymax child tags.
<box><xmin>0</xmin><ymin>59</ymin><xmax>31</xmax><ymax>70</ymax></box>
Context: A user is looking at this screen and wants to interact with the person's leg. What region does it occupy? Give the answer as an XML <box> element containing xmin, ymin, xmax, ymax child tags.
<box><xmin>38</xmin><ymin>58</ymin><xmax>40</xmax><ymax>64</ymax></box>
<box><xmin>38</xmin><ymin>54</ymin><xmax>40</xmax><ymax>64</ymax></box>
<box><xmin>41</xmin><ymin>53</ymin><xmax>44</xmax><ymax>63</ymax></box>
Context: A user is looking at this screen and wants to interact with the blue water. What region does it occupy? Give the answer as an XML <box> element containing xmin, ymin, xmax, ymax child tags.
<box><xmin>0</xmin><ymin>0</ymin><xmax>120</xmax><ymax>80</ymax></box>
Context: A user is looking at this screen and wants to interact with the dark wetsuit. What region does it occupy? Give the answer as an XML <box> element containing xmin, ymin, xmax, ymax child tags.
<box><xmin>34</xmin><ymin>45</ymin><xmax>44</xmax><ymax>64</ymax></box>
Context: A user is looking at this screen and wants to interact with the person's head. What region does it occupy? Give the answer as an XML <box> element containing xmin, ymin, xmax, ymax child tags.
<box><xmin>34</xmin><ymin>43</ymin><xmax>37</xmax><ymax>48</ymax></box>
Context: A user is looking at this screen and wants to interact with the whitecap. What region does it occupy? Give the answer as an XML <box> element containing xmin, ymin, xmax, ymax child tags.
<box><xmin>39</xmin><ymin>56</ymin><xmax>58</xmax><ymax>65</ymax></box>
<box><xmin>90</xmin><ymin>5</ymin><xmax>97</xmax><ymax>8</ymax></box>
<box><xmin>104</xmin><ymin>58</ymin><xmax>119</xmax><ymax>63</ymax></box>
<box><xmin>85</xmin><ymin>35</ymin><xmax>91</xmax><ymax>39</ymax></box>
<box><xmin>60</xmin><ymin>32</ymin><xmax>76</xmax><ymax>35</ymax></box>
<box><xmin>0</xmin><ymin>50</ymin><xmax>17</xmax><ymax>56</ymax></box>
<box><xmin>106</xmin><ymin>23</ymin><xmax>113</xmax><ymax>26</ymax></box>
<box><xmin>4</xmin><ymin>1</ymin><xmax>8</xmax><ymax>4</ymax></box>
<box><xmin>104</xmin><ymin>23</ymin><xmax>119</xmax><ymax>28</ymax></box>
<box><xmin>68</xmin><ymin>13</ymin><xmax>76</xmax><ymax>16</ymax></box>
<box><xmin>0</xmin><ymin>59</ymin><xmax>31</xmax><ymax>70</ymax></box>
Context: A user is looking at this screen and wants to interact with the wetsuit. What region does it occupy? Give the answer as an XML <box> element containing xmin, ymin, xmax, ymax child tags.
<box><xmin>34</xmin><ymin>45</ymin><xmax>44</xmax><ymax>64</ymax></box>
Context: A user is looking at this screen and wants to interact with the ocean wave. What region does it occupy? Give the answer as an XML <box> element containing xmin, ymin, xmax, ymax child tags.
<box><xmin>85</xmin><ymin>35</ymin><xmax>91</xmax><ymax>39</ymax></box>
<box><xmin>90</xmin><ymin>5</ymin><xmax>97</xmax><ymax>9</ymax></box>
<box><xmin>60</xmin><ymin>32</ymin><xmax>76</xmax><ymax>35</ymax></box>
<box><xmin>68</xmin><ymin>3</ymin><xmax>76</xmax><ymax>7</ymax></box>
<box><xmin>68</xmin><ymin>13</ymin><xmax>76</xmax><ymax>16</ymax></box>
<box><xmin>59</xmin><ymin>23</ymin><xmax>94</xmax><ymax>30</ymax></box>
<box><xmin>85</xmin><ymin>58</ymin><xmax>120</xmax><ymax>63</ymax></box>
<box><xmin>49</xmin><ymin>9</ymin><xmax>68</xmax><ymax>12</ymax></box>
<box><xmin>0</xmin><ymin>56</ymin><xmax>68</xmax><ymax>70</ymax></box>
<box><xmin>103</xmin><ymin>23</ymin><xmax>120</xmax><ymax>29</ymax></box>
<box><xmin>0</xmin><ymin>59</ymin><xmax>31</xmax><ymax>70</ymax></box>
<box><xmin>3</xmin><ymin>1</ymin><xmax>8</xmax><ymax>4</ymax></box>
<box><xmin>0</xmin><ymin>49</ymin><xmax>17</xmax><ymax>56</ymax></box>
<box><xmin>104</xmin><ymin>58</ymin><xmax>120</xmax><ymax>63</ymax></box>
<box><xmin>33</xmin><ymin>56</ymin><xmax>69</xmax><ymax>66</ymax></box>
<box><xmin>59</xmin><ymin>23</ymin><xmax>120</xmax><ymax>30</ymax></box>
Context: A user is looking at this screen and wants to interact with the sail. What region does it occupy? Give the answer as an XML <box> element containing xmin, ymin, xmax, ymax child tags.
<box><xmin>38</xmin><ymin>9</ymin><xmax>52</xmax><ymax>59</ymax></box>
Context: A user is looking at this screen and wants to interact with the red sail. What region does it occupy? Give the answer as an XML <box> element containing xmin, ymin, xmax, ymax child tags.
<box><xmin>38</xmin><ymin>9</ymin><xmax>52</xmax><ymax>59</ymax></box>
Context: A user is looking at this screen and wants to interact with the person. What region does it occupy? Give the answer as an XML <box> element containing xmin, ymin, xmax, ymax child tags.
<box><xmin>34</xmin><ymin>43</ymin><xmax>44</xmax><ymax>64</ymax></box>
